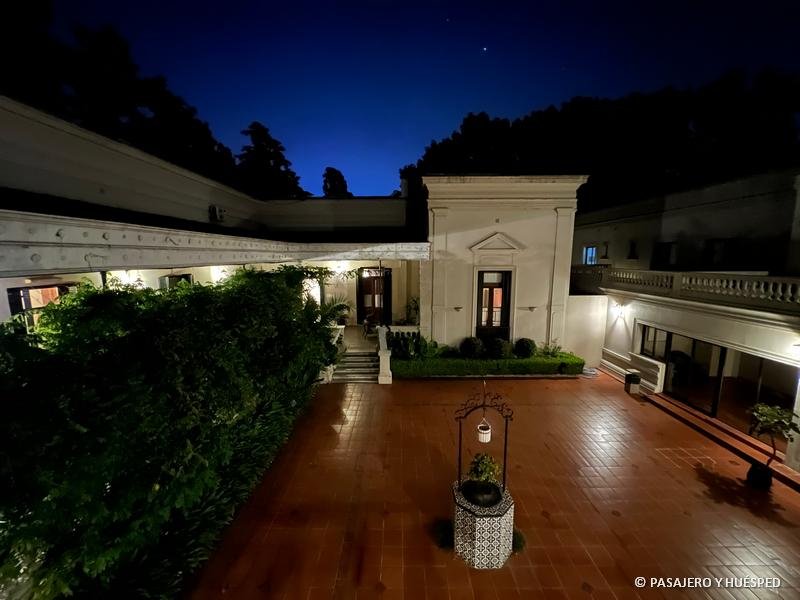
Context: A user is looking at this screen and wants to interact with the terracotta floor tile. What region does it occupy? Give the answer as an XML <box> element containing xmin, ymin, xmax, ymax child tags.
<box><xmin>187</xmin><ymin>377</ymin><xmax>800</xmax><ymax>600</ymax></box>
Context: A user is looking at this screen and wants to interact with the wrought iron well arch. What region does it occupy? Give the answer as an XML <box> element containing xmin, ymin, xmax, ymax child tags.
<box><xmin>454</xmin><ymin>381</ymin><xmax>514</xmax><ymax>491</ymax></box>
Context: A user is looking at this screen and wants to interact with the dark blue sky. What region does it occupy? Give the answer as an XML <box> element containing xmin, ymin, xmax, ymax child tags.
<box><xmin>53</xmin><ymin>1</ymin><xmax>800</xmax><ymax>195</ymax></box>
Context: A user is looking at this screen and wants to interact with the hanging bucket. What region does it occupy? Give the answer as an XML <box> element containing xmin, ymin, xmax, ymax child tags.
<box><xmin>477</xmin><ymin>418</ymin><xmax>492</xmax><ymax>443</ymax></box>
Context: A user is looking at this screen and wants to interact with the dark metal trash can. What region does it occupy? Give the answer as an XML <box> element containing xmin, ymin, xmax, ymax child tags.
<box><xmin>624</xmin><ymin>371</ymin><xmax>641</xmax><ymax>394</ymax></box>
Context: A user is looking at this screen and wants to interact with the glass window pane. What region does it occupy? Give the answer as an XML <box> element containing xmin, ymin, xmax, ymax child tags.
<box><xmin>481</xmin><ymin>308</ymin><xmax>488</xmax><ymax>326</ymax></box>
<box><xmin>364</xmin><ymin>295</ymin><xmax>372</xmax><ymax>308</ymax></box>
<box><xmin>492</xmin><ymin>309</ymin><xmax>501</xmax><ymax>324</ymax></box>
<box><xmin>375</xmin><ymin>294</ymin><xmax>382</xmax><ymax>308</ymax></box>
<box><xmin>483</xmin><ymin>272</ymin><xmax>502</xmax><ymax>284</ymax></box>
<box><xmin>492</xmin><ymin>288</ymin><xmax>503</xmax><ymax>308</ymax></box>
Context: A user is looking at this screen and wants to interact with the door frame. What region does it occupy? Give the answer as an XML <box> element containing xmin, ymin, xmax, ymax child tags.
<box><xmin>471</xmin><ymin>266</ymin><xmax>516</xmax><ymax>340</ymax></box>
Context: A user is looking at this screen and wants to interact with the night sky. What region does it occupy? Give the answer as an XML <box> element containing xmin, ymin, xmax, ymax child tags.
<box><xmin>52</xmin><ymin>1</ymin><xmax>800</xmax><ymax>196</ymax></box>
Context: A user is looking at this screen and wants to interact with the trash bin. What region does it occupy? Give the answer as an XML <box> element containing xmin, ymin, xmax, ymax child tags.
<box><xmin>624</xmin><ymin>370</ymin><xmax>641</xmax><ymax>394</ymax></box>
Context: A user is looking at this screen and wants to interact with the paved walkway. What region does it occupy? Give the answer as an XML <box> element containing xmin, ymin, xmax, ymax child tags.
<box><xmin>189</xmin><ymin>374</ymin><xmax>800</xmax><ymax>599</ymax></box>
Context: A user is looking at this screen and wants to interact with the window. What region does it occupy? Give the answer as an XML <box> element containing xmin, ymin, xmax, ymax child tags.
<box><xmin>640</xmin><ymin>325</ymin><xmax>668</xmax><ymax>361</ymax></box>
<box><xmin>582</xmin><ymin>245</ymin><xmax>598</xmax><ymax>265</ymax></box>
<box><xmin>7</xmin><ymin>284</ymin><xmax>75</xmax><ymax>331</ymax></box>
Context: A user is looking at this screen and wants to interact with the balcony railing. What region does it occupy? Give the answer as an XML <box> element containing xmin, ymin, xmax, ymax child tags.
<box><xmin>571</xmin><ymin>265</ymin><xmax>800</xmax><ymax>314</ymax></box>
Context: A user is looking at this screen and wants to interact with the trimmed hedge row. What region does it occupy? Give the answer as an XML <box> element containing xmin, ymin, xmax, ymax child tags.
<box><xmin>391</xmin><ymin>353</ymin><xmax>585</xmax><ymax>378</ymax></box>
<box><xmin>0</xmin><ymin>267</ymin><xmax>336</xmax><ymax>599</ymax></box>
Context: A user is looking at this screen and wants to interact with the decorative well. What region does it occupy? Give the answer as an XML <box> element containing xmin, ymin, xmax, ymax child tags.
<box><xmin>453</xmin><ymin>381</ymin><xmax>515</xmax><ymax>569</ymax></box>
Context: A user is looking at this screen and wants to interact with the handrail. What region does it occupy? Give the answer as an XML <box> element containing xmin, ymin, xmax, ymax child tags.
<box><xmin>571</xmin><ymin>265</ymin><xmax>800</xmax><ymax>314</ymax></box>
<box><xmin>377</xmin><ymin>326</ymin><xmax>392</xmax><ymax>384</ymax></box>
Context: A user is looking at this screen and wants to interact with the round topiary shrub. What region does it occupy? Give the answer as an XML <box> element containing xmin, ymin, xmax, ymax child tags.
<box><xmin>485</xmin><ymin>337</ymin><xmax>513</xmax><ymax>359</ymax></box>
<box><xmin>513</xmin><ymin>337</ymin><xmax>536</xmax><ymax>358</ymax></box>
<box><xmin>459</xmin><ymin>336</ymin><xmax>484</xmax><ymax>358</ymax></box>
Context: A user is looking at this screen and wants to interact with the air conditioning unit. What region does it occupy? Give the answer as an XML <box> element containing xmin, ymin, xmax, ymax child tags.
<box><xmin>209</xmin><ymin>204</ymin><xmax>226</xmax><ymax>223</ymax></box>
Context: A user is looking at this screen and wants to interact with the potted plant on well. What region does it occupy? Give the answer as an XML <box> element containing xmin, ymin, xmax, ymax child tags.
<box><xmin>746</xmin><ymin>403</ymin><xmax>800</xmax><ymax>490</ymax></box>
<box><xmin>461</xmin><ymin>452</ymin><xmax>502</xmax><ymax>507</ymax></box>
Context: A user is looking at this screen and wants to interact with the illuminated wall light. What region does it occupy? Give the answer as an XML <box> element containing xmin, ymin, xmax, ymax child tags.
<box><xmin>613</xmin><ymin>303</ymin><xmax>626</xmax><ymax>319</ymax></box>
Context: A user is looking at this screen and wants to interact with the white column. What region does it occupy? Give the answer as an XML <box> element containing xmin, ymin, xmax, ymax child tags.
<box><xmin>425</xmin><ymin>207</ymin><xmax>449</xmax><ymax>343</ymax></box>
<box><xmin>785</xmin><ymin>373</ymin><xmax>800</xmax><ymax>470</ymax></box>
<box><xmin>548</xmin><ymin>206</ymin><xmax>576</xmax><ymax>344</ymax></box>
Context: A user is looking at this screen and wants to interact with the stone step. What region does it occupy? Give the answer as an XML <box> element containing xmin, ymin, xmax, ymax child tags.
<box><xmin>331</xmin><ymin>374</ymin><xmax>378</xmax><ymax>383</ymax></box>
<box><xmin>335</xmin><ymin>367</ymin><xmax>379</xmax><ymax>375</ymax></box>
<box><xmin>339</xmin><ymin>356</ymin><xmax>378</xmax><ymax>363</ymax></box>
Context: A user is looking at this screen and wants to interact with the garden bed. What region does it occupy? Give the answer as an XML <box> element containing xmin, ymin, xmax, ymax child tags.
<box><xmin>391</xmin><ymin>353</ymin><xmax>585</xmax><ymax>378</ymax></box>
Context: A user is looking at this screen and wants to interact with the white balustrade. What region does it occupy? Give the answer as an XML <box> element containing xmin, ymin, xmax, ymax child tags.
<box><xmin>570</xmin><ymin>266</ymin><xmax>800</xmax><ymax>314</ymax></box>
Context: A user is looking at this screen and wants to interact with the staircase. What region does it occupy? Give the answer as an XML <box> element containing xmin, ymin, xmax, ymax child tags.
<box><xmin>331</xmin><ymin>351</ymin><xmax>379</xmax><ymax>383</ymax></box>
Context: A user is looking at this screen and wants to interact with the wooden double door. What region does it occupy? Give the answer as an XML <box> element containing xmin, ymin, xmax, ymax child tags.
<box><xmin>475</xmin><ymin>270</ymin><xmax>511</xmax><ymax>341</ymax></box>
<box><xmin>356</xmin><ymin>267</ymin><xmax>392</xmax><ymax>326</ymax></box>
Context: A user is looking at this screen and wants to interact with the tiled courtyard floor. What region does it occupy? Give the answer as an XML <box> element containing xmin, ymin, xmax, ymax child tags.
<box><xmin>189</xmin><ymin>374</ymin><xmax>800</xmax><ymax>599</ymax></box>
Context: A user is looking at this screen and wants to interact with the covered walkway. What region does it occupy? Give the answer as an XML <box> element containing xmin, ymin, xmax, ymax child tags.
<box><xmin>190</xmin><ymin>375</ymin><xmax>800</xmax><ymax>599</ymax></box>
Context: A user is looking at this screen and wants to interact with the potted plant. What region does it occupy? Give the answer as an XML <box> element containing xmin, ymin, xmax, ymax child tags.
<box><xmin>321</xmin><ymin>294</ymin><xmax>352</xmax><ymax>326</ymax></box>
<box><xmin>746</xmin><ymin>403</ymin><xmax>800</xmax><ymax>490</ymax></box>
<box><xmin>461</xmin><ymin>452</ymin><xmax>502</xmax><ymax>507</ymax></box>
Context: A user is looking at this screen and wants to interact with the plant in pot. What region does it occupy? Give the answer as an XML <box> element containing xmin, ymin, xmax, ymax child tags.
<box><xmin>321</xmin><ymin>294</ymin><xmax>352</xmax><ymax>326</ymax></box>
<box><xmin>746</xmin><ymin>403</ymin><xmax>800</xmax><ymax>490</ymax></box>
<box><xmin>461</xmin><ymin>452</ymin><xmax>502</xmax><ymax>507</ymax></box>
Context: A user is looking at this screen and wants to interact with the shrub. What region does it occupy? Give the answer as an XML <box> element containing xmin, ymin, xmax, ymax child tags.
<box><xmin>485</xmin><ymin>337</ymin><xmax>513</xmax><ymax>359</ymax></box>
<box><xmin>538</xmin><ymin>341</ymin><xmax>562</xmax><ymax>357</ymax></box>
<box><xmin>459</xmin><ymin>336</ymin><xmax>484</xmax><ymax>358</ymax></box>
<box><xmin>513</xmin><ymin>337</ymin><xmax>536</xmax><ymax>358</ymax></box>
<box><xmin>0</xmin><ymin>267</ymin><xmax>335</xmax><ymax>599</ymax></box>
<box><xmin>390</xmin><ymin>353</ymin><xmax>585</xmax><ymax>378</ymax></box>
<box><xmin>386</xmin><ymin>331</ymin><xmax>437</xmax><ymax>360</ymax></box>
<box><xmin>467</xmin><ymin>453</ymin><xmax>501</xmax><ymax>483</ymax></box>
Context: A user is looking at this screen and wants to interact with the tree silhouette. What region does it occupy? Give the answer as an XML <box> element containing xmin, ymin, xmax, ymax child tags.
<box><xmin>236</xmin><ymin>122</ymin><xmax>309</xmax><ymax>200</ymax></box>
<box><xmin>322</xmin><ymin>167</ymin><xmax>353</xmax><ymax>198</ymax></box>
<box><xmin>414</xmin><ymin>70</ymin><xmax>800</xmax><ymax>212</ymax></box>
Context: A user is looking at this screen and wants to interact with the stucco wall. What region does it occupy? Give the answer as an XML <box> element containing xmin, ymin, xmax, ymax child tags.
<box><xmin>421</xmin><ymin>176</ymin><xmax>586</xmax><ymax>347</ymax></box>
<box><xmin>564</xmin><ymin>295</ymin><xmax>607</xmax><ymax>367</ymax></box>
<box><xmin>603</xmin><ymin>291</ymin><xmax>800</xmax><ymax>372</ymax></box>
<box><xmin>572</xmin><ymin>170</ymin><xmax>800</xmax><ymax>272</ymax></box>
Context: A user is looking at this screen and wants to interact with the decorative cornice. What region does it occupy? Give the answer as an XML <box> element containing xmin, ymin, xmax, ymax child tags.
<box><xmin>424</xmin><ymin>175</ymin><xmax>587</xmax><ymax>207</ymax></box>
<box><xmin>0</xmin><ymin>210</ymin><xmax>430</xmax><ymax>276</ymax></box>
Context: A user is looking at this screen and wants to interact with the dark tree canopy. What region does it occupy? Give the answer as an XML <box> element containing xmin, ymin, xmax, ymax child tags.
<box><xmin>322</xmin><ymin>167</ymin><xmax>353</xmax><ymax>198</ymax></box>
<box><xmin>237</xmin><ymin>122</ymin><xmax>309</xmax><ymax>200</ymax></box>
<box><xmin>414</xmin><ymin>70</ymin><xmax>800</xmax><ymax>212</ymax></box>
<box><xmin>0</xmin><ymin>2</ymin><xmax>305</xmax><ymax>201</ymax></box>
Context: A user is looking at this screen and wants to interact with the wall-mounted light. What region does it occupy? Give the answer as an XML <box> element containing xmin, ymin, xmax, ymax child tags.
<box><xmin>453</xmin><ymin>306</ymin><xmax>463</xmax><ymax>312</ymax></box>
<box><xmin>613</xmin><ymin>303</ymin><xmax>625</xmax><ymax>319</ymax></box>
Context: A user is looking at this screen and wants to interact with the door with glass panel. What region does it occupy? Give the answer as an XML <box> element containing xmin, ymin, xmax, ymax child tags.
<box><xmin>475</xmin><ymin>271</ymin><xmax>511</xmax><ymax>341</ymax></box>
<box><xmin>356</xmin><ymin>267</ymin><xmax>392</xmax><ymax>326</ymax></box>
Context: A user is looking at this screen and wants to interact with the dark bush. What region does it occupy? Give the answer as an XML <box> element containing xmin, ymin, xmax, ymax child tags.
<box><xmin>0</xmin><ymin>267</ymin><xmax>335</xmax><ymax>599</ymax></box>
<box><xmin>386</xmin><ymin>331</ymin><xmax>436</xmax><ymax>360</ymax></box>
<box><xmin>485</xmin><ymin>337</ymin><xmax>513</xmax><ymax>359</ymax></box>
<box><xmin>513</xmin><ymin>337</ymin><xmax>536</xmax><ymax>358</ymax></box>
<box><xmin>390</xmin><ymin>353</ymin><xmax>586</xmax><ymax>378</ymax></box>
<box><xmin>459</xmin><ymin>336</ymin><xmax>484</xmax><ymax>358</ymax></box>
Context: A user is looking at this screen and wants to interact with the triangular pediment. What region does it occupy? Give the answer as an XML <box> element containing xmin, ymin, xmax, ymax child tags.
<box><xmin>469</xmin><ymin>232</ymin><xmax>524</xmax><ymax>253</ymax></box>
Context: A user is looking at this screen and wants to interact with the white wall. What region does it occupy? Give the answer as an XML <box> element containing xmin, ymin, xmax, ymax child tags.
<box><xmin>421</xmin><ymin>176</ymin><xmax>586</xmax><ymax>347</ymax></box>
<box><xmin>564</xmin><ymin>295</ymin><xmax>607</xmax><ymax>367</ymax></box>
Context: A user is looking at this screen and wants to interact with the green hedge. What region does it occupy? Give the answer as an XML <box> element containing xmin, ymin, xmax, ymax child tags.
<box><xmin>0</xmin><ymin>267</ymin><xmax>335</xmax><ymax>599</ymax></box>
<box><xmin>391</xmin><ymin>353</ymin><xmax>585</xmax><ymax>378</ymax></box>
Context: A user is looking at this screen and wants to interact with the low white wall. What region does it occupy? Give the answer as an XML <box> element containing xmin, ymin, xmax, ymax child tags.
<box><xmin>563</xmin><ymin>295</ymin><xmax>607</xmax><ymax>367</ymax></box>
